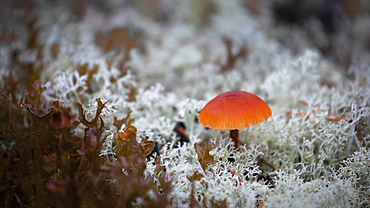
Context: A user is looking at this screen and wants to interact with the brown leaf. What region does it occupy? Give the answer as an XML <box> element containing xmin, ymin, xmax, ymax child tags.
<box><xmin>221</xmin><ymin>38</ymin><xmax>248</xmax><ymax>72</ymax></box>
<box><xmin>50</xmin><ymin>108</ymin><xmax>75</xmax><ymax>129</ymax></box>
<box><xmin>153</xmin><ymin>155</ymin><xmax>165</xmax><ymax>178</ymax></box>
<box><xmin>113</xmin><ymin>110</ymin><xmax>133</xmax><ymax>130</ymax></box>
<box><xmin>96</xmin><ymin>28</ymin><xmax>138</xmax><ymax>54</ymax></box>
<box><xmin>208</xmin><ymin>198</ymin><xmax>228</xmax><ymax>208</ymax></box>
<box><xmin>99</xmin><ymin>155</ymin><xmax>172</xmax><ymax>207</ymax></box>
<box><xmin>51</xmin><ymin>43</ymin><xmax>60</xmax><ymax>59</ymax></box>
<box><xmin>114</xmin><ymin>126</ymin><xmax>143</xmax><ymax>159</ymax></box>
<box><xmin>118</xmin><ymin>125</ymin><xmax>136</xmax><ymax>141</ymax></box>
<box><xmin>194</xmin><ymin>141</ymin><xmax>218</xmax><ymax>171</ymax></box>
<box><xmin>22</xmin><ymin>100</ymin><xmax>60</xmax><ymax>120</ymax></box>
<box><xmin>1</xmin><ymin>73</ymin><xmax>20</xmax><ymax>102</ymax></box>
<box><xmin>244</xmin><ymin>0</ymin><xmax>262</xmax><ymax>16</ymax></box>
<box><xmin>20</xmin><ymin>100</ymin><xmax>61</xmax><ymax>208</ymax></box>
<box><xmin>190</xmin><ymin>197</ymin><xmax>202</xmax><ymax>208</ymax></box>
<box><xmin>76</xmin><ymin>127</ymin><xmax>98</xmax><ymax>156</ymax></box>
<box><xmin>19</xmin><ymin>80</ymin><xmax>46</xmax><ymax>111</ymax></box>
<box><xmin>186</xmin><ymin>170</ymin><xmax>204</xmax><ymax>182</ymax></box>
<box><xmin>42</xmin><ymin>146</ymin><xmax>58</xmax><ymax>173</ymax></box>
<box><xmin>114</xmin><ymin>126</ymin><xmax>157</xmax><ymax>162</ymax></box>
<box><xmin>96</xmin><ymin>28</ymin><xmax>141</xmax><ymax>76</ymax></box>
<box><xmin>75</xmin><ymin>98</ymin><xmax>106</xmax><ymax>129</ymax></box>
<box><xmin>0</xmin><ymin>91</ymin><xmax>24</xmax><ymax>137</ymax></box>
<box><xmin>189</xmin><ymin>170</ymin><xmax>203</xmax><ymax>208</ymax></box>
<box><xmin>75</xmin><ymin>63</ymin><xmax>99</xmax><ymax>93</ymax></box>
<box><xmin>0</xmin><ymin>30</ymin><xmax>21</xmax><ymax>45</ymax></box>
<box><xmin>141</xmin><ymin>136</ymin><xmax>155</xmax><ymax>157</ymax></box>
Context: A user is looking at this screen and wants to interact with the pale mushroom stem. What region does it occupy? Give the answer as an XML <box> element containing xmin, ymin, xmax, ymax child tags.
<box><xmin>230</xmin><ymin>129</ymin><xmax>239</xmax><ymax>148</ymax></box>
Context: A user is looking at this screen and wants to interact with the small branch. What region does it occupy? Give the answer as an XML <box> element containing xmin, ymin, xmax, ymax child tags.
<box><xmin>257</xmin><ymin>200</ymin><xmax>265</xmax><ymax>208</ymax></box>
<box><xmin>257</xmin><ymin>156</ymin><xmax>276</xmax><ymax>170</ymax></box>
<box><xmin>239</xmin><ymin>140</ymin><xmax>276</xmax><ymax>170</ymax></box>
<box><xmin>14</xmin><ymin>193</ymin><xmax>24</xmax><ymax>208</ymax></box>
<box><xmin>165</xmin><ymin>164</ymin><xmax>171</xmax><ymax>182</ymax></box>
<box><xmin>298</xmin><ymin>100</ymin><xmax>348</xmax><ymax>121</ymax></box>
<box><xmin>221</xmin><ymin>38</ymin><xmax>248</xmax><ymax>72</ymax></box>
<box><xmin>221</xmin><ymin>164</ymin><xmax>243</xmax><ymax>185</ymax></box>
<box><xmin>230</xmin><ymin>129</ymin><xmax>239</xmax><ymax>149</ymax></box>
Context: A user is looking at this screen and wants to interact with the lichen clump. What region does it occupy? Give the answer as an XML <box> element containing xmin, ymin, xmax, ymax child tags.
<box><xmin>1</xmin><ymin>0</ymin><xmax>370</xmax><ymax>207</ymax></box>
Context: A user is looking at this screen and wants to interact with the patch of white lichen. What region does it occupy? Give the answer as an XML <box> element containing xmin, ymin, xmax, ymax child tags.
<box><xmin>1</xmin><ymin>0</ymin><xmax>369</xmax><ymax>207</ymax></box>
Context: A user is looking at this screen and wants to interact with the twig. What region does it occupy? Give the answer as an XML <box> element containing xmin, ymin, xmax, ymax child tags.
<box><xmin>221</xmin><ymin>164</ymin><xmax>243</xmax><ymax>185</ymax></box>
<box><xmin>298</xmin><ymin>100</ymin><xmax>348</xmax><ymax>121</ymax></box>
<box><xmin>257</xmin><ymin>156</ymin><xmax>276</xmax><ymax>170</ymax></box>
<box><xmin>239</xmin><ymin>140</ymin><xmax>276</xmax><ymax>170</ymax></box>
<box><xmin>14</xmin><ymin>193</ymin><xmax>24</xmax><ymax>208</ymax></box>
<box><xmin>165</xmin><ymin>164</ymin><xmax>171</xmax><ymax>182</ymax></box>
<box><xmin>257</xmin><ymin>200</ymin><xmax>265</xmax><ymax>208</ymax></box>
<box><xmin>285</xmin><ymin>100</ymin><xmax>348</xmax><ymax>122</ymax></box>
<box><xmin>221</xmin><ymin>38</ymin><xmax>248</xmax><ymax>72</ymax></box>
<box><xmin>285</xmin><ymin>111</ymin><xmax>320</xmax><ymax>119</ymax></box>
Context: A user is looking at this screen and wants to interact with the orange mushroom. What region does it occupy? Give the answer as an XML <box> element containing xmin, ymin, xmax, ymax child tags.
<box><xmin>198</xmin><ymin>91</ymin><xmax>272</xmax><ymax>148</ymax></box>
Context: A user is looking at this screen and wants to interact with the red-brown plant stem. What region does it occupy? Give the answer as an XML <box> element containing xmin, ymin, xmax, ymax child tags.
<box><xmin>256</xmin><ymin>156</ymin><xmax>276</xmax><ymax>170</ymax></box>
<box><xmin>23</xmin><ymin>102</ymin><xmax>59</xmax><ymax>208</ymax></box>
<box><xmin>221</xmin><ymin>164</ymin><xmax>243</xmax><ymax>185</ymax></box>
<box><xmin>297</xmin><ymin>100</ymin><xmax>348</xmax><ymax>121</ymax></box>
<box><xmin>230</xmin><ymin>129</ymin><xmax>239</xmax><ymax>148</ymax></box>
<box><xmin>257</xmin><ymin>200</ymin><xmax>265</xmax><ymax>208</ymax></box>
<box><xmin>239</xmin><ymin>140</ymin><xmax>276</xmax><ymax>170</ymax></box>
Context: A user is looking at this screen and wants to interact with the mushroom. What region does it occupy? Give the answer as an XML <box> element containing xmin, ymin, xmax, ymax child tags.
<box><xmin>198</xmin><ymin>91</ymin><xmax>271</xmax><ymax>148</ymax></box>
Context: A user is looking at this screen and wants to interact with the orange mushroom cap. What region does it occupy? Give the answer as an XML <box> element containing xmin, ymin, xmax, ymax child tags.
<box><xmin>198</xmin><ymin>91</ymin><xmax>272</xmax><ymax>130</ymax></box>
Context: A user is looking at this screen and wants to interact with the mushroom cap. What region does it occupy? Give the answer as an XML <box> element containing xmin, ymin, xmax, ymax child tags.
<box><xmin>198</xmin><ymin>91</ymin><xmax>272</xmax><ymax>130</ymax></box>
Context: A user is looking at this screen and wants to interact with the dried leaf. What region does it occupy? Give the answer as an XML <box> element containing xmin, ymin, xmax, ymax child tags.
<box><xmin>75</xmin><ymin>98</ymin><xmax>106</xmax><ymax>129</ymax></box>
<box><xmin>221</xmin><ymin>38</ymin><xmax>248</xmax><ymax>72</ymax></box>
<box><xmin>96</xmin><ymin>28</ymin><xmax>138</xmax><ymax>54</ymax></box>
<box><xmin>75</xmin><ymin>63</ymin><xmax>99</xmax><ymax>93</ymax></box>
<box><xmin>208</xmin><ymin>198</ymin><xmax>228</xmax><ymax>208</ymax></box>
<box><xmin>194</xmin><ymin>141</ymin><xmax>217</xmax><ymax>171</ymax></box>
<box><xmin>98</xmin><ymin>156</ymin><xmax>172</xmax><ymax>207</ymax></box>
<box><xmin>343</xmin><ymin>0</ymin><xmax>358</xmax><ymax>20</ymax></box>
<box><xmin>153</xmin><ymin>155</ymin><xmax>165</xmax><ymax>178</ymax></box>
<box><xmin>189</xmin><ymin>170</ymin><xmax>202</xmax><ymax>208</ymax></box>
<box><xmin>42</xmin><ymin>145</ymin><xmax>58</xmax><ymax>173</ymax></box>
<box><xmin>20</xmin><ymin>80</ymin><xmax>46</xmax><ymax>111</ymax></box>
<box><xmin>141</xmin><ymin>136</ymin><xmax>155</xmax><ymax>157</ymax></box>
<box><xmin>114</xmin><ymin>126</ymin><xmax>142</xmax><ymax>159</ymax></box>
<box><xmin>22</xmin><ymin>100</ymin><xmax>60</xmax><ymax>119</ymax></box>
<box><xmin>113</xmin><ymin>110</ymin><xmax>133</xmax><ymax>129</ymax></box>
<box><xmin>190</xmin><ymin>197</ymin><xmax>202</xmax><ymax>208</ymax></box>
<box><xmin>114</xmin><ymin>126</ymin><xmax>157</xmax><ymax>163</ymax></box>
<box><xmin>96</xmin><ymin>28</ymin><xmax>141</xmax><ymax>76</ymax></box>
<box><xmin>0</xmin><ymin>30</ymin><xmax>21</xmax><ymax>45</ymax></box>
<box><xmin>50</xmin><ymin>108</ymin><xmax>75</xmax><ymax>129</ymax></box>
<box><xmin>51</xmin><ymin>42</ymin><xmax>60</xmax><ymax>59</ymax></box>
<box><xmin>244</xmin><ymin>0</ymin><xmax>262</xmax><ymax>15</ymax></box>
<box><xmin>0</xmin><ymin>91</ymin><xmax>24</xmax><ymax>137</ymax></box>
<box><xmin>2</xmin><ymin>73</ymin><xmax>20</xmax><ymax>102</ymax></box>
<box><xmin>118</xmin><ymin>125</ymin><xmax>137</xmax><ymax>141</ymax></box>
<box><xmin>76</xmin><ymin>127</ymin><xmax>98</xmax><ymax>156</ymax></box>
<box><xmin>20</xmin><ymin>100</ymin><xmax>60</xmax><ymax>208</ymax></box>
<box><xmin>186</xmin><ymin>170</ymin><xmax>204</xmax><ymax>182</ymax></box>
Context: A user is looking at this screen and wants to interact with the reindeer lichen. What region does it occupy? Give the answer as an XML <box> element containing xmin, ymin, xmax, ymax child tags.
<box><xmin>1</xmin><ymin>0</ymin><xmax>370</xmax><ymax>207</ymax></box>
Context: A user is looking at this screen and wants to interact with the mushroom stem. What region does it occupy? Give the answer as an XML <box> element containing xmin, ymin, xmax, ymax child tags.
<box><xmin>230</xmin><ymin>129</ymin><xmax>239</xmax><ymax>148</ymax></box>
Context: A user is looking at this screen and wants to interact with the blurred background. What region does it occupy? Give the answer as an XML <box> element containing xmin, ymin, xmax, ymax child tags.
<box><xmin>1</xmin><ymin>0</ymin><xmax>370</xmax><ymax>72</ymax></box>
